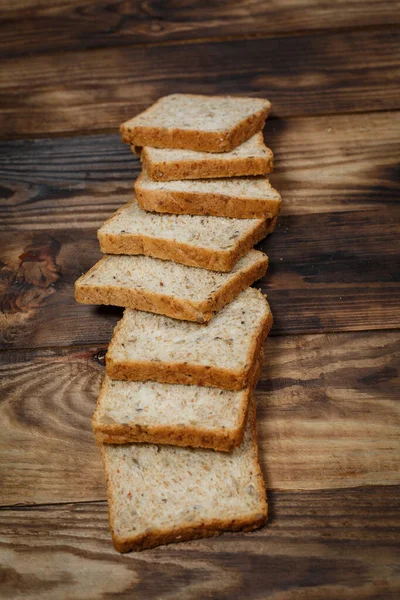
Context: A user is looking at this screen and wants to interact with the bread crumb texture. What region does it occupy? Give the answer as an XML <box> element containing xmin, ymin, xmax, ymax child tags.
<box><xmin>101</xmin><ymin>400</ymin><xmax>267</xmax><ymax>551</ymax></box>
<box><xmin>99</xmin><ymin>200</ymin><xmax>266</xmax><ymax>251</ymax></box>
<box><xmin>96</xmin><ymin>376</ymin><xmax>248</xmax><ymax>431</ymax></box>
<box><xmin>107</xmin><ymin>287</ymin><xmax>271</xmax><ymax>372</ymax></box>
<box><xmin>76</xmin><ymin>250</ymin><xmax>266</xmax><ymax>306</ymax></box>
<box><xmin>123</xmin><ymin>94</ymin><xmax>270</xmax><ymax>133</ymax></box>
<box><xmin>138</xmin><ymin>169</ymin><xmax>281</xmax><ymax>200</ymax></box>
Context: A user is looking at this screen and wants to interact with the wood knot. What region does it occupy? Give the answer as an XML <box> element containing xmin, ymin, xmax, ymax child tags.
<box><xmin>0</xmin><ymin>235</ymin><xmax>61</xmax><ymax>314</ymax></box>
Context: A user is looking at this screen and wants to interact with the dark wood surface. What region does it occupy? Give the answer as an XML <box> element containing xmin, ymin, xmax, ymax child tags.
<box><xmin>0</xmin><ymin>1</ymin><xmax>399</xmax><ymax>598</ymax></box>
<box><xmin>1</xmin><ymin>331</ymin><xmax>399</xmax><ymax>506</ymax></box>
<box><xmin>1</xmin><ymin>487</ymin><xmax>399</xmax><ymax>599</ymax></box>
<box><xmin>2</xmin><ymin>0</ymin><xmax>400</xmax><ymax>57</ymax></box>
<box><xmin>1</xmin><ymin>28</ymin><xmax>400</xmax><ymax>137</ymax></box>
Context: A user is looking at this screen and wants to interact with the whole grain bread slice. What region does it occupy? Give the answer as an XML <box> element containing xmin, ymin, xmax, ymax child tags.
<box><xmin>93</xmin><ymin>349</ymin><xmax>262</xmax><ymax>450</ymax></box>
<box><xmin>120</xmin><ymin>94</ymin><xmax>271</xmax><ymax>152</ymax></box>
<box><xmin>136</xmin><ymin>132</ymin><xmax>273</xmax><ymax>181</ymax></box>
<box><xmin>135</xmin><ymin>168</ymin><xmax>282</xmax><ymax>219</ymax></box>
<box><xmin>100</xmin><ymin>398</ymin><xmax>267</xmax><ymax>552</ymax></box>
<box><xmin>106</xmin><ymin>287</ymin><xmax>272</xmax><ymax>390</ymax></box>
<box><xmin>98</xmin><ymin>200</ymin><xmax>276</xmax><ymax>272</ymax></box>
<box><xmin>74</xmin><ymin>250</ymin><xmax>268</xmax><ymax>323</ymax></box>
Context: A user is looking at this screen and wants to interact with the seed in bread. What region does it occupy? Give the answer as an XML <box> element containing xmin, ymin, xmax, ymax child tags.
<box><xmin>74</xmin><ymin>250</ymin><xmax>268</xmax><ymax>323</ymax></box>
<box><xmin>98</xmin><ymin>200</ymin><xmax>276</xmax><ymax>272</ymax></box>
<box><xmin>106</xmin><ymin>287</ymin><xmax>272</xmax><ymax>390</ymax></box>
<box><xmin>93</xmin><ymin>359</ymin><xmax>262</xmax><ymax>450</ymax></box>
<box><xmin>99</xmin><ymin>398</ymin><xmax>267</xmax><ymax>552</ymax></box>
<box><xmin>120</xmin><ymin>94</ymin><xmax>271</xmax><ymax>153</ymax></box>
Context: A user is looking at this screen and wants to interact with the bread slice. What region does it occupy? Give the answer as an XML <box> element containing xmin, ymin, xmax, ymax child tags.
<box><xmin>120</xmin><ymin>94</ymin><xmax>271</xmax><ymax>153</ymax></box>
<box><xmin>136</xmin><ymin>133</ymin><xmax>273</xmax><ymax>181</ymax></box>
<box><xmin>74</xmin><ymin>250</ymin><xmax>268</xmax><ymax>323</ymax></box>
<box><xmin>135</xmin><ymin>169</ymin><xmax>282</xmax><ymax>219</ymax></box>
<box><xmin>100</xmin><ymin>398</ymin><xmax>267</xmax><ymax>552</ymax></box>
<box><xmin>93</xmin><ymin>350</ymin><xmax>261</xmax><ymax>450</ymax></box>
<box><xmin>106</xmin><ymin>287</ymin><xmax>272</xmax><ymax>390</ymax></box>
<box><xmin>98</xmin><ymin>200</ymin><xmax>276</xmax><ymax>272</ymax></box>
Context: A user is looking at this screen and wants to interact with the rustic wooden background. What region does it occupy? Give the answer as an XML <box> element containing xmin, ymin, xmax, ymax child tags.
<box><xmin>0</xmin><ymin>1</ymin><xmax>399</xmax><ymax>598</ymax></box>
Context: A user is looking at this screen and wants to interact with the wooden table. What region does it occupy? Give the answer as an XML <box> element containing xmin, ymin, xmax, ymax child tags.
<box><xmin>1</xmin><ymin>2</ymin><xmax>399</xmax><ymax>598</ymax></box>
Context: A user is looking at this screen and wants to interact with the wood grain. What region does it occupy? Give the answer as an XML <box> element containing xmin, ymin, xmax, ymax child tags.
<box><xmin>0</xmin><ymin>486</ymin><xmax>399</xmax><ymax>599</ymax></box>
<box><xmin>1</xmin><ymin>111</ymin><xmax>399</xmax><ymax>230</ymax></box>
<box><xmin>259</xmin><ymin>331</ymin><xmax>400</xmax><ymax>491</ymax></box>
<box><xmin>2</xmin><ymin>0</ymin><xmax>400</xmax><ymax>57</ymax></box>
<box><xmin>1</xmin><ymin>29</ymin><xmax>399</xmax><ymax>137</ymax></box>
<box><xmin>0</xmin><ymin>205</ymin><xmax>398</xmax><ymax>348</ymax></box>
<box><xmin>0</xmin><ymin>345</ymin><xmax>105</xmax><ymax>505</ymax></box>
<box><xmin>0</xmin><ymin>331</ymin><xmax>398</xmax><ymax>506</ymax></box>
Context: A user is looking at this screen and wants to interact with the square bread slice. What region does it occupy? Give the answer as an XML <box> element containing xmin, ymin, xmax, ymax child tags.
<box><xmin>135</xmin><ymin>168</ymin><xmax>282</xmax><ymax>219</ymax></box>
<box><xmin>120</xmin><ymin>94</ymin><xmax>271</xmax><ymax>153</ymax></box>
<box><xmin>135</xmin><ymin>132</ymin><xmax>273</xmax><ymax>181</ymax></box>
<box><xmin>93</xmin><ymin>349</ymin><xmax>261</xmax><ymax>450</ymax></box>
<box><xmin>74</xmin><ymin>250</ymin><xmax>268</xmax><ymax>323</ymax></box>
<box><xmin>106</xmin><ymin>287</ymin><xmax>272</xmax><ymax>390</ymax></box>
<box><xmin>100</xmin><ymin>398</ymin><xmax>267</xmax><ymax>552</ymax></box>
<box><xmin>98</xmin><ymin>200</ymin><xmax>276</xmax><ymax>272</ymax></box>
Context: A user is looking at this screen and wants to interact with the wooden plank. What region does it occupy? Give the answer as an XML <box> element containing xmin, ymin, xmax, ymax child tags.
<box><xmin>0</xmin><ymin>487</ymin><xmax>399</xmax><ymax>599</ymax></box>
<box><xmin>1</xmin><ymin>0</ymin><xmax>399</xmax><ymax>57</ymax></box>
<box><xmin>0</xmin><ymin>345</ymin><xmax>105</xmax><ymax>506</ymax></box>
<box><xmin>0</xmin><ymin>331</ymin><xmax>398</xmax><ymax>506</ymax></box>
<box><xmin>259</xmin><ymin>331</ymin><xmax>400</xmax><ymax>490</ymax></box>
<box><xmin>1</xmin><ymin>111</ymin><xmax>399</xmax><ymax>230</ymax></box>
<box><xmin>0</xmin><ymin>206</ymin><xmax>398</xmax><ymax>349</ymax></box>
<box><xmin>1</xmin><ymin>29</ymin><xmax>399</xmax><ymax>137</ymax></box>
<box><xmin>263</xmin><ymin>206</ymin><xmax>400</xmax><ymax>335</ymax></box>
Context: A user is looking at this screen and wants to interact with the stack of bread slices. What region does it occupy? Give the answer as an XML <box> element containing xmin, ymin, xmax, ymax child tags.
<box><xmin>75</xmin><ymin>94</ymin><xmax>282</xmax><ymax>553</ymax></box>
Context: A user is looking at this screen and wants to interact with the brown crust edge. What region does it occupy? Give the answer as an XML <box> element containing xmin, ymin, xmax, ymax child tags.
<box><xmin>98</xmin><ymin>211</ymin><xmax>275</xmax><ymax>272</ymax></box>
<box><xmin>99</xmin><ymin>398</ymin><xmax>268</xmax><ymax>553</ymax></box>
<box><xmin>120</xmin><ymin>103</ymin><xmax>270</xmax><ymax>153</ymax></box>
<box><xmin>135</xmin><ymin>175</ymin><xmax>282</xmax><ymax>219</ymax></box>
<box><xmin>92</xmin><ymin>387</ymin><xmax>251</xmax><ymax>452</ymax></box>
<box><xmin>92</xmin><ymin>351</ymin><xmax>263</xmax><ymax>450</ymax></box>
<box><xmin>141</xmin><ymin>149</ymin><xmax>274</xmax><ymax>181</ymax></box>
<box><xmin>74</xmin><ymin>252</ymin><xmax>268</xmax><ymax>323</ymax></box>
<box><xmin>105</xmin><ymin>293</ymin><xmax>273</xmax><ymax>390</ymax></box>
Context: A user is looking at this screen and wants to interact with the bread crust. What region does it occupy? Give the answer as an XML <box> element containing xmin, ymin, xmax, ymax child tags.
<box><xmin>93</xmin><ymin>352</ymin><xmax>263</xmax><ymax>450</ymax></box>
<box><xmin>140</xmin><ymin>147</ymin><xmax>273</xmax><ymax>181</ymax></box>
<box><xmin>98</xmin><ymin>204</ymin><xmax>276</xmax><ymax>272</ymax></box>
<box><xmin>120</xmin><ymin>96</ymin><xmax>271</xmax><ymax>153</ymax></box>
<box><xmin>135</xmin><ymin>175</ymin><xmax>282</xmax><ymax>219</ymax></box>
<box><xmin>105</xmin><ymin>295</ymin><xmax>272</xmax><ymax>390</ymax></box>
<box><xmin>99</xmin><ymin>399</ymin><xmax>268</xmax><ymax>552</ymax></box>
<box><xmin>93</xmin><ymin>387</ymin><xmax>250</xmax><ymax>452</ymax></box>
<box><xmin>112</xmin><ymin>512</ymin><xmax>267</xmax><ymax>553</ymax></box>
<box><xmin>74</xmin><ymin>253</ymin><xmax>268</xmax><ymax>323</ymax></box>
